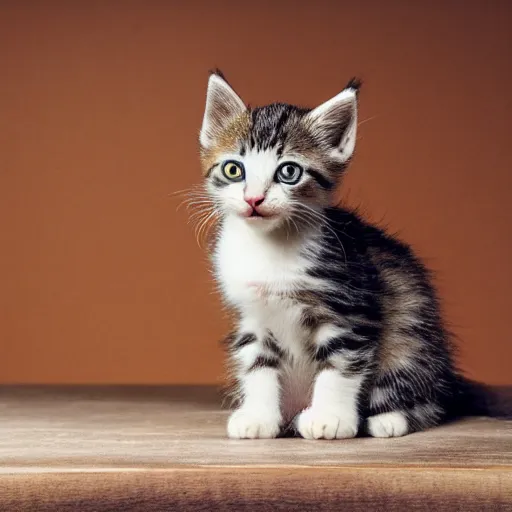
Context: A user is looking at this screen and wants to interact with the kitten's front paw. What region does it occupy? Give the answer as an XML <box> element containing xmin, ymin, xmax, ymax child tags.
<box><xmin>227</xmin><ymin>408</ymin><xmax>281</xmax><ymax>439</ymax></box>
<box><xmin>296</xmin><ymin>408</ymin><xmax>358</xmax><ymax>440</ymax></box>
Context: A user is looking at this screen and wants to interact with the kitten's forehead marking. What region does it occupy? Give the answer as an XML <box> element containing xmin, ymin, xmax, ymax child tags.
<box><xmin>248</xmin><ymin>104</ymin><xmax>296</xmax><ymax>152</ymax></box>
<box><xmin>202</xmin><ymin>104</ymin><xmax>311</xmax><ymax>171</ymax></box>
<box><xmin>201</xmin><ymin>100</ymin><xmax>349</xmax><ymax>185</ymax></box>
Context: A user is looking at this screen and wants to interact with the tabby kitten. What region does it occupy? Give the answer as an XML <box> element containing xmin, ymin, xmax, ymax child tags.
<box><xmin>196</xmin><ymin>70</ymin><xmax>493</xmax><ymax>440</ymax></box>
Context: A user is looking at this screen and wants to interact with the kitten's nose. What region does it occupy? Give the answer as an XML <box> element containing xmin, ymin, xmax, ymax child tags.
<box><xmin>244</xmin><ymin>195</ymin><xmax>265</xmax><ymax>209</ymax></box>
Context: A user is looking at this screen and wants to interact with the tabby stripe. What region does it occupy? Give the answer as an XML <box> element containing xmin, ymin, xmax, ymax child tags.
<box><xmin>300</xmin><ymin>311</ymin><xmax>322</xmax><ymax>329</ymax></box>
<box><xmin>323</xmin><ymin>298</ymin><xmax>382</xmax><ymax>323</ymax></box>
<box><xmin>212</xmin><ymin>175</ymin><xmax>228</xmax><ymax>188</ymax></box>
<box><xmin>267</xmin><ymin>109</ymin><xmax>290</xmax><ymax>149</ymax></box>
<box><xmin>205</xmin><ymin>163</ymin><xmax>219</xmax><ymax>177</ymax></box>
<box><xmin>233</xmin><ymin>333</ymin><xmax>257</xmax><ymax>350</ymax></box>
<box><xmin>248</xmin><ymin>355</ymin><xmax>280</xmax><ymax>372</ymax></box>
<box><xmin>263</xmin><ymin>335</ymin><xmax>285</xmax><ymax>358</ymax></box>
<box><xmin>352</xmin><ymin>324</ymin><xmax>381</xmax><ymax>340</ymax></box>
<box><xmin>344</xmin><ymin>357</ymin><xmax>371</xmax><ymax>375</ymax></box>
<box><xmin>315</xmin><ymin>335</ymin><xmax>367</xmax><ymax>361</ymax></box>
<box><xmin>307</xmin><ymin>169</ymin><xmax>335</xmax><ymax>190</ymax></box>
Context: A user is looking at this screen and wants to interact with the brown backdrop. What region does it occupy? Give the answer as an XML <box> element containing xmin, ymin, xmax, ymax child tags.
<box><xmin>1</xmin><ymin>1</ymin><xmax>511</xmax><ymax>385</ymax></box>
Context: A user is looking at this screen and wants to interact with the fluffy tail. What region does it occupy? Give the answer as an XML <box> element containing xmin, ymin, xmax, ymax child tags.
<box><xmin>452</xmin><ymin>376</ymin><xmax>512</xmax><ymax>419</ymax></box>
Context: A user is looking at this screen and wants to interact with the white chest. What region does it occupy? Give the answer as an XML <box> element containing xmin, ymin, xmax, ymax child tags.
<box><xmin>214</xmin><ymin>219</ymin><xmax>313</xmax><ymax>353</ymax></box>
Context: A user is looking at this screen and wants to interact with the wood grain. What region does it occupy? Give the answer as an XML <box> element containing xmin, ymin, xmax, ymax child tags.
<box><xmin>1</xmin><ymin>386</ymin><xmax>511</xmax><ymax>510</ymax></box>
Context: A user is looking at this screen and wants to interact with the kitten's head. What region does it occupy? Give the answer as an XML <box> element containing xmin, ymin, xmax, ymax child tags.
<box><xmin>199</xmin><ymin>70</ymin><xmax>360</xmax><ymax>233</ymax></box>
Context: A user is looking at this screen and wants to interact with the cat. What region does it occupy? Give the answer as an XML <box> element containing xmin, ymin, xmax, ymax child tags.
<box><xmin>192</xmin><ymin>69</ymin><xmax>504</xmax><ymax>439</ymax></box>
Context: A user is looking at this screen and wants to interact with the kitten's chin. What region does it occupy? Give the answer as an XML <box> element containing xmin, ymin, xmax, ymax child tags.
<box><xmin>245</xmin><ymin>215</ymin><xmax>282</xmax><ymax>232</ymax></box>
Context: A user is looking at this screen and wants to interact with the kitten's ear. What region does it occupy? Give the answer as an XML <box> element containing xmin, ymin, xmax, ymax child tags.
<box><xmin>199</xmin><ymin>71</ymin><xmax>246</xmax><ymax>149</ymax></box>
<box><xmin>306</xmin><ymin>79</ymin><xmax>360</xmax><ymax>162</ymax></box>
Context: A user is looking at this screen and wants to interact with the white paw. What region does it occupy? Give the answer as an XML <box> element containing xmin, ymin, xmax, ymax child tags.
<box><xmin>296</xmin><ymin>408</ymin><xmax>358</xmax><ymax>440</ymax></box>
<box><xmin>368</xmin><ymin>411</ymin><xmax>409</xmax><ymax>438</ymax></box>
<box><xmin>227</xmin><ymin>408</ymin><xmax>281</xmax><ymax>439</ymax></box>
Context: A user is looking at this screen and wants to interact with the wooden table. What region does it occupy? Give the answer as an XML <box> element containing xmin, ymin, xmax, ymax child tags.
<box><xmin>0</xmin><ymin>386</ymin><xmax>511</xmax><ymax>511</ymax></box>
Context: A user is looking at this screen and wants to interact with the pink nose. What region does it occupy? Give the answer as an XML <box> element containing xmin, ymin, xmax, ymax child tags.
<box><xmin>244</xmin><ymin>195</ymin><xmax>265</xmax><ymax>208</ymax></box>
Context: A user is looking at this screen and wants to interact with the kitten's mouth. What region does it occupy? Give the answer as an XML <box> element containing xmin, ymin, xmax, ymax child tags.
<box><xmin>247</xmin><ymin>208</ymin><xmax>274</xmax><ymax>220</ymax></box>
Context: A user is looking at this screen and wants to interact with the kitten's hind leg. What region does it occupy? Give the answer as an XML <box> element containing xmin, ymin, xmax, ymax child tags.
<box><xmin>367</xmin><ymin>410</ymin><xmax>409</xmax><ymax>438</ymax></box>
<box><xmin>366</xmin><ymin>377</ymin><xmax>447</xmax><ymax>438</ymax></box>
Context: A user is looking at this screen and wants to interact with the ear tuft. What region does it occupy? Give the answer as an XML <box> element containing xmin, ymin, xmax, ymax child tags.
<box><xmin>200</xmin><ymin>71</ymin><xmax>246</xmax><ymax>149</ymax></box>
<box><xmin>208</xmin><ymin>68</ymin><xmax>227</xmax><ymax>81</ymax></box>
<box><xmin>344</xmin><ymin>77</ymin><xmax>362</xmax><ymax>94</ymax></box>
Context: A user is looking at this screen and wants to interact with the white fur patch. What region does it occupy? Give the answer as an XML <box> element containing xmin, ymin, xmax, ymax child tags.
<box><xmin>228</xmin><ymin>368</ymin><xmax>282</xmax><ymax>439</ymax></box>
<box><xmin>368</xmin><ymin>411</ymin><xmax>409</xmax><ymax>438</ymax></box>
<box><xmin>296</xmin><ymin>369</ymin><xmax>362</xmax><ymax>440</ymax></box>
<box><xmin>314</xmin><ymin>324</ymin><xmax>350</xmax><ymax>346</ymax></box>
<box><xmin>297</xmin><ymin>407</ymin><xmax>357</xmax><ymax>440</ymax></box>
<box><xmin>233</xmin><ymin>342</ymin><xmax>261</xmax><ymax>371</ymax></box>
<box><xmin>239</xmin><ymin>149</ymin><xmax>279</xmax><ymax>200</ymax></box>
<box><xmin>227</xmin><ymin>407</ymin><xmax>281</xmax><ymax>439</ymax></box>
<box><xmin>215</xmin><ymin>215</ymin><xmax>323</xmax><ymax>358</ymax></box>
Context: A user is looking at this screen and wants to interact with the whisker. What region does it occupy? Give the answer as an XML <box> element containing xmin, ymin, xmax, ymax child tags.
<box><xmin>177</xmin><ymin>199</ymin><xmax>213</xmax><ymax>213</ymax></box>
<box><xmin>194</xmin><ymin>213</ymin><xmax>213</xmax><ymax>249</ymax></box>
<box><xmin>169</xmin><ymin>184</ymin><xmax>208</xmax><ymax>199</ymax></box>
<box><xmin>188</xmin><ymin>209</ymin><xmax>215</xmax><ymax>224</ymax></box>
<box><xmin>195</xmin><ymin>205</ymin><xmax>222</xmax><ymax>247</ymax></box>
<box><xmin>357</xmin><ymin>115</ymin><xmax>379</xmax><ymax>127</ymax></box>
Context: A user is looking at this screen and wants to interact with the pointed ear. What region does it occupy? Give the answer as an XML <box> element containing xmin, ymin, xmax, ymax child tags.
<box><xmin>199</xmin><ymin>71</ymin><xmax>246</xmax><ymax>149</ymax></box>
<box><xmin>306</xmin><ymin>80</ymin><xmax>359</xmax><ymax>162</ymax></box>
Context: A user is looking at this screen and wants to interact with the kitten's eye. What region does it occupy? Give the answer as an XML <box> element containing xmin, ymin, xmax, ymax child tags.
<box><xmin>222</xmin><ymin>161</ymin><xmax>244</xmax><ymax>181</ymax></box>
<box><xmin>275</xmin><ymin>162</ymin><xmax>303</xmax><ymax>185</ymax></box>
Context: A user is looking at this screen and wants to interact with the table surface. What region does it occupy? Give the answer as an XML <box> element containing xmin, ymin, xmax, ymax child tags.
<box><xmin>1</xmin><ymin>385</ymin><xmax>511</xmax><ymax>470</ymax></box>
<box><xmin>1</xmin><ymin>385</ymin><xmax>511</xmax><ymax>511</ymax></box>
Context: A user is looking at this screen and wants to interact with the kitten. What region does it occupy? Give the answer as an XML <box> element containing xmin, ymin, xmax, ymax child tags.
<box><xmin>194</xmin><ymin>70</ymin><xmax>502</xmax><ymax>439</ymax></box>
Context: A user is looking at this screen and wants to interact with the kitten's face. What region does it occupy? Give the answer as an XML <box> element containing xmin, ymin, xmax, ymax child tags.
<box><xmin>199</xmin><ymin>72</ymin><xmax>359</xmax><ymax>233</ymax></box>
